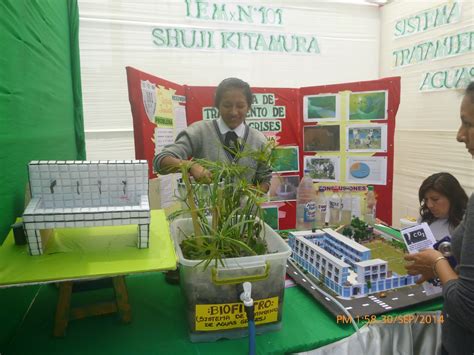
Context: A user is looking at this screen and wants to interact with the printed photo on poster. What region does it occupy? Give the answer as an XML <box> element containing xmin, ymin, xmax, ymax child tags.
<box><xmin>303</xmin><ymin>94</ymin><xmax>340</xmax><ymax>122</ymax></box>
<box><xmin>346</xmin><ymin>124</ymin><xmax>387</xmax><ymax>152</ymax></box>
<box><xmin>304</xmin><ymin>125</ymin><xmax>340</xmax><ymax>152</ymax></box>
<box><xmin>348</xmin><ymin>91</ymin><xmax>388</xmax><ymax>121</ymax></box>
<box><xmin>271</xmin><ymin>146</ymin><xmax>299</xmax><ymax>173</ymax></box>
<box><xmin>346</xmin><ymin>156</ymin><xmax>387</xmax><ymax>185</ymax></box>
<box><xmin>304</xmin><ymin>155</ymin><xmax>340</xmax><ymax>182</ymax></box>
<box><xmin>268</xmin><ymin>175</ymin><xmax>299</xmax><ymax>201</ymax></box>
<box><xmin>263</xmin><ymin>206</ymin><xmax>279</xmax><ymax>230</ymax></box>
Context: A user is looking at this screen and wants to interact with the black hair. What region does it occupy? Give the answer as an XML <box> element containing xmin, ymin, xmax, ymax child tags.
<box><xmin>214</xmin><ymin>78</ymin><xmax>253</xmax><ymax>108</ymax></box>
<box><xmin>418</xmin><ymin>172</ymin><xmax>468</xmax><ymax>228</ymax></box>
<box><xmin>465</xmin><ymin>81</ymin><xmax>474</xmax><ymax>103</ymax></box>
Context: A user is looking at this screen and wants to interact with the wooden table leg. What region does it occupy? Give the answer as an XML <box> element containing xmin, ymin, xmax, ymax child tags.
<box><xmin>112</xmin><ymin>276</ymin><xmax>132</xmax><ymax>323</ymax></box>
<box><xmin>53</xmin><ymin>281</ymin><xmax>73</xmax><ymax>337</ymax></box>
<box><xmin>53</xmin><ymin>276</ymin><xmax>131</xmax><ymax>337</ymax></box>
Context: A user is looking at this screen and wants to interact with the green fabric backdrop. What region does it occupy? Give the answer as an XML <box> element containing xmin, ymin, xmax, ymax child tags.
<box><xmin>0</xmin><ymin>0</ymin><xmax>86</xmax><ymax>241</ymax></box>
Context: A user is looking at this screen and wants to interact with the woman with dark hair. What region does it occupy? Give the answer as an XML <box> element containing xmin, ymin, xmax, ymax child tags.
<box><xmin>418</xmin><ymin>172</ymin><xmax>468</xmax><ymax>240</ymax></box>
<box><xmin>154</xmin><ymin>77</ymin><xmax>271</xmax><ymax>192</ymax></box>
<box><xmin>405</xmin><ymin>81</ymin><xmax>474</xmax><ymax>354</ymax></box>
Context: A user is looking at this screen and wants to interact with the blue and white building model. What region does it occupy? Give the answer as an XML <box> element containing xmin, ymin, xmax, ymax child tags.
<box><xmin>289</xmin><ymin>229</ymin><xmax>416</xmax><ymax>298</ymax></box>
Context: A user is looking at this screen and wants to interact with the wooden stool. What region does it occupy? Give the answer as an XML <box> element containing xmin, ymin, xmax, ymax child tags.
<box><xmin>53</xmin><ymin>276</ymin><xmax>131</xmax><ymax>337</ymax></box>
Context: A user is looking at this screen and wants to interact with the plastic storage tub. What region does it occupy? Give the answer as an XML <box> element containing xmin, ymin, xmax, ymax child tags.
<box><xmin>170</xmin><ymin>217</ymin><xmax>291</xmax><ymax>342</ymax></box>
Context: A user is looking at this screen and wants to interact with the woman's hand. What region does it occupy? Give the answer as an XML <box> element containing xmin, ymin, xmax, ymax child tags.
<box><xmin>188</xmin><ymin>163</ymin><xmax>212</xmax><ymax>183</ymax></box>
<box><xmin>404</xmin><ymin>249</ymin><xmax>443</xmax><ymax>284</ymax></box>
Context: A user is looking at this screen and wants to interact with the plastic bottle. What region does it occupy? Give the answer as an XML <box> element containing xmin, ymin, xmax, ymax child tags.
<box><xmin>315</xmin><ymin>187</ymin><xmax>327</xmax><ymax>229</ymax></box>
<box><xmin>340</xmin><ymin>188</ymin><xmax>353</xmax><ymax>225</ymax></box>
<box><xmin>365</xmin><ymin>185</ymin><xmax>377</xmax><ymax>226</ymax></box>
<box><xmin>296</xmin><ymin>175</ymin><xmax>318</xmax><ymax>230</ymax></box>
<box><xmin>328</xmin><ymin>190</ymin><xmax>341</xmax><ymax>226</ymax></box>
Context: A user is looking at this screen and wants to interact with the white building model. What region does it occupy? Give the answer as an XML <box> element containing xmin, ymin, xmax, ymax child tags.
<box><xmin>289</xmin><ymin>229</ymin><xmax>416</xmax><ymax>298</ymax></box>
<box><xmin>22</xmin><ymin>160</ymin><xmax>150</xmax><ymax>256</ymax></box>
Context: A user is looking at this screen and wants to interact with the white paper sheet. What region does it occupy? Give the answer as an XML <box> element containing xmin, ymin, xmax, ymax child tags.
<box><xmin>173</xmin><ymin>105</ymin><xmax>187</xmax><ymax>135</ymax></box>
<box><xmin>159</xmin><ymin>173</ymin><xmax>180</xmax><ymax>208</ymax></box>
<box><xmin>154</xmin><ymin>128</ymin><xmax>175</xmax><ymax>156</ymax></box>
<box><xmin>401</xmin><ymin>222</ymin><xmax>442</xmax><ymax>296</ymax></box>
<box><xmin>346</xmin><ymin>156</ymin><xmax>387</xmax><ymax>185</ymax></box>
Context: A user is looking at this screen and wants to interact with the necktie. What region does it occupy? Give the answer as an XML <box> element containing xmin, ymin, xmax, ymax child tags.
<box><xmin>224</xmin><ymin>131</ymin><xmax>239</xmax><ymax>159</ymax></box>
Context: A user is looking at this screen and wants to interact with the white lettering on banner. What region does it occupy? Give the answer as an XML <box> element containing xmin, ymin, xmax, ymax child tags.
<box><xmin>393</xmin><ymin>1</ymin><xmax>461</xmax><ymax>38</ymax></box>
<box><xmin>318</xmin><ymin>185</ymin><xmax>368</xmax><ymax>192</ymax></box>
<box><xmin>419</xmin><ymin>66</ymin><xmax>474</xmax><ymax>92</ymax></box>
<box><xmin>202</xmin><ymin>107</ymin><xmax>219</xmax><ymax>120</ymax></box>
<box><xmin>152</xmin><ymin>27</ymin><xmax>320</xmax><ymax>55</ymax></box>
<box><xmin>392</xmin><ymin>30</ymin><xmax>473</xmax><ymax>68</ymax></box>
<box><xmin>249</xmin><ymin>106</ymin><xmax>286</xmax><ymax>119</ymax></box>
<box><xmin>247</xmin><ymin>120</ymin><xmax>282</xmax><ymax>133</ymax></box>
<box><xmin>184</xmin><ymin>0</ymin><xmax>284</xmax><ymax>26</ymax></box>
<box><xmin>252</xmin><ymin>93</ymin><xmax>275</xmax><ymax>105</ymax></box>
<box><xmin>202</xmin><ymin>106</ymin><xmax>285</xmax><ymax>120</ymax></box>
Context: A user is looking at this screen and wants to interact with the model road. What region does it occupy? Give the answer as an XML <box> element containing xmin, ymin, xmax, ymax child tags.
<box><xmin>286</xmin><ymin>259</ymin><xmax>441</xmax><ymax>319</ymax></box>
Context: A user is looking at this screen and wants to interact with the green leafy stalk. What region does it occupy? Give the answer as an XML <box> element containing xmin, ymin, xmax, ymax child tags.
<box><xmin>170</xmin><ymin>140</ymin><xmax>276</xmax><ymax>268</ymax></box>
<box><xmin>180</xmin><ymin>163</ymin><xmax>202</xmax><ymax>241</ymax></box>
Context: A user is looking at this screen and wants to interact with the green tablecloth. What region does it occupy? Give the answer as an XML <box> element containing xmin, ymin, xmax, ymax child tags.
<box><xmin>0</xmin><ymin>212</ymin><xmax>443</xmax><ymax>354</ymax></box>
<box><xmin>0</xmin><ymin>272</ymin><xmax>442</xmax><ymax>354</ymax></box>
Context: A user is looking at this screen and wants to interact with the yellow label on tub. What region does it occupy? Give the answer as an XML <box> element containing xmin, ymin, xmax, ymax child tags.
<box><xmin>195</xmin><ymin>296</ymin><xmax>279</xmax><ymax>331</ymax></box>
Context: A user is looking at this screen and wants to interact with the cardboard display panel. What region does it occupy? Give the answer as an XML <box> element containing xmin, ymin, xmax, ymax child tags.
<box><xmin>127</xmin><ymin>68</ymin><xmax>400</xmax><ymax>227</ymax></box>
<box><xmin>300</xmin><ymin>77</ymin><xmax>400</xmax><ymax>225</ymax></box>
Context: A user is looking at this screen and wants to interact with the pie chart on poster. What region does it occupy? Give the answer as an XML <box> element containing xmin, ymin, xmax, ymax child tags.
<box><xmin>350</xmin><ymin>162</ymin><xmax>370</xmax><ymax>178</ymax></box>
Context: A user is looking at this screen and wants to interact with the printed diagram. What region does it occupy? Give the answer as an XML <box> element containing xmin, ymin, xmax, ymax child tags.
<box><xmin>303</xmin><ymin>94</ymin><xmax>339</xmax><ymax>121</ymax></box>
<box><xmin>349</xmin><ymin>91</ymin><xmax>387</xmax><ymax>121</ymax></box>
<box><xmin>304</xmin><ymin>125</ymin><xmax>340</xmax><ymax>152</ymax></box>
<box><xmin>346</xmin><ymin>124</ymin><xmax>387</xmax><ymax>153</ymax></box>
<box><xmin>268</xmin><ymin>175</ymin><xmax>299</xmax><ymax>201</ymax></box>
<box><xmin>304</xmin><ymin>156</ymin><xmax>340</xmax><ymax>182</ymax></box>
<box><xmin>349</xmin><ymin>162</ymin><xmax>371</xmax><ymax>179</ymax></box>
<box><xmin>345</xmin><ymin>156</ymin><xmax>387</xmax><ymax>185</ymax></box>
